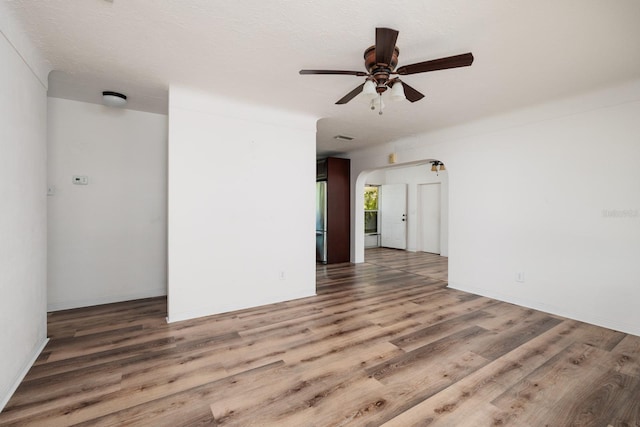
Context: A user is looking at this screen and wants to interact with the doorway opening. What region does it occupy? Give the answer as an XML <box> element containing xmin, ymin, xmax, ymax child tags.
<box><xmin>356</xmin><ymin>161</ymin><xmax>449</xmax><ymax>265</ymax></box>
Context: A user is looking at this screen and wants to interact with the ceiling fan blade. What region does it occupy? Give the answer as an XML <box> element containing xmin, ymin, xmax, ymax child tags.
<box><xmin>396</xmin><ymin>52</ymin><xmax>474</xmax><ymax>75</ymax></box>
<box><xmin>398</xmin><ymin>81</ymin><xmax>425</xmax><ymax>102</ymax></box>
<box><xmin>335</xmin><ymin>83</ymin><xmax>365</xmax><ymax>104</ymax></box>
<box><xmin>300</xmin><ymin>69</ymin><xmax>368</xmax><ymax>76</ymax></box>
<box><xmin>375</xmin><ymin>27</ymin><xmax>399</xmax><ymax>65</ymax></box>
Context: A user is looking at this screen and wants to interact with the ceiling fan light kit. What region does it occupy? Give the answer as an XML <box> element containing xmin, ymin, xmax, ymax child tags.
<box><xmin>431</xmin><ymin>161</ymin><xmax>446</xmax><ymax>175</ymax></box>
<box><xmin>389</xmin><ymin>81</ymin><xmax>405</xmax><ymax>102</ymax></box>
<box><xmin>300</xmin><ymin>28</ymin><xmax>474</xmax><ymax>115</ymax></box>
<box><xmin>362</xmin><ymin>80</ymin><xmax>377</xmax><ymax>99</ymax></box>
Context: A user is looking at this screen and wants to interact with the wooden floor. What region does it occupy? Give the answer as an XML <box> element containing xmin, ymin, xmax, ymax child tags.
<box><xmin>2</xmin><ymin>248</ymin><xmax>639</xmax><ymax>426</ymax></box>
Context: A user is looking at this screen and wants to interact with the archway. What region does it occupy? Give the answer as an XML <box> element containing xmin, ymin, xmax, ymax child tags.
<box><xmin>353</xmin><ymin>160</ymin><xmax>449</xmax><ymax>264</ymax></box>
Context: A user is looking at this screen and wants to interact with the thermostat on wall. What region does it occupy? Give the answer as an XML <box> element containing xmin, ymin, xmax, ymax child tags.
<box><xmin>72</xmin><ymin>175</ymin><xmax>88</xmax><ymax>185</ymax></box>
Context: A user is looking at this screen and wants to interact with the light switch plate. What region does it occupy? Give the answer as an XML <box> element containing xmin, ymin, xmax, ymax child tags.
<box><xmin>72</xmin><ymin>175</ymin><xmax>88</xmax><ymax>185</ymax></box>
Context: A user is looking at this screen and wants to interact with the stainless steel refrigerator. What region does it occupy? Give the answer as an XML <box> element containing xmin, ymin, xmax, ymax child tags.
<box><xmin>316</xmin><ymin>181</ymin><xmax>327</xmax><ymax>263</ymax></box>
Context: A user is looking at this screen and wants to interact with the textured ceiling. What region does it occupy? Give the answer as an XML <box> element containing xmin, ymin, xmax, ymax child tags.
<box><xmin>5</xmin><ymin>0</ymin><xmax>640</xmax><ymax>156</ymax></box>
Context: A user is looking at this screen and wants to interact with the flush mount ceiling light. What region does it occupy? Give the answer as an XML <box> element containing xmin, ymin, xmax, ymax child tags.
<box><xmin>102</xmin><ymin>91</ymin><xmax>127</xmax><ymax>108</ymax></box>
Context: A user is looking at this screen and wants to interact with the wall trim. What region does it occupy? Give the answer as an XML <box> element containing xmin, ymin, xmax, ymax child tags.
<box><xmin>0</xmin><ymin>337</ymin><xmax>49</xmax><ymax>412</ymax></box>
<box><xmin>167</xmin><ymin>291</ymin><xmax>317</xmax><ymax>324</ymax></box>
<box><xmin>47</xmin><ymin>289</ymin><xmax>167</xmax><ymax>312</ymax></box>
<box><xmin>448</xmin><ymin>282</ymin><xmax>640</xmax><ymax>337</ymax></box>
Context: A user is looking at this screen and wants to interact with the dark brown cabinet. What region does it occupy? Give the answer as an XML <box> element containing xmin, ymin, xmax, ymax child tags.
<box><xmin>316</xmin><ymin>157</ymin><xmax>350</xmax><ymax>264</ymax></box>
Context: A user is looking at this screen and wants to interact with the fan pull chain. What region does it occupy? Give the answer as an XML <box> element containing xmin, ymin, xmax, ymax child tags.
<box><xmin>369</xmin><ymin>94</ymin><xmax>385</xmax><ymax>115</ymax></box>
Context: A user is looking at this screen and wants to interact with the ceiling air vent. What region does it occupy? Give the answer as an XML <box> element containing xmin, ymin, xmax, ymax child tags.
<box><xmin>334</xmin><ymin>135</ymin><xmax>354</xmax><ymax>142</ymax></box>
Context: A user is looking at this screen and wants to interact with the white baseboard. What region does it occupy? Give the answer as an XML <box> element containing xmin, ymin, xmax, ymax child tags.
<box><xmin>0</xmin><ymin>337</ymin><xmax>49</xmax><ymax>412</ymax></box>
<box><xmin>47</xmin><ymin>289</ymin><xmax>167</xmax><ymax>312</ymax></box>
<box><xmin>448</xmin><ymin>281</ymin><xmax>640</xmax><ymax>337</ymax></box>
<box><xmin>167</xmin><ymin>291</ymin><xmax>317</xmax><ymax>323</ymax></box>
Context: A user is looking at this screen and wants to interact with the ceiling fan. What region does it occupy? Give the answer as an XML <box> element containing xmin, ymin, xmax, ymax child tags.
<box><xmin>299</xmin><ymin>28</ymin><xmax>474</xmax><ymax>113</ymax></box>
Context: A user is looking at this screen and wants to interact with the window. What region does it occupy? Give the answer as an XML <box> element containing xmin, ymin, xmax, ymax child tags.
<box><xmin>364</xmin><ymin>185</ymin><xmax>379</xmax><ymax>234</ymax></box>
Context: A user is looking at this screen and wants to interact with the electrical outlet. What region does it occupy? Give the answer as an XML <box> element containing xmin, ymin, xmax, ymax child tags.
<box><xmin>516</xmin><ymin>272</ymin><xmax>525</xmax><ymax>283</ymax></box>
<box><xmin>279</xmin><ymin>271</ymin><xmax>286</xmax><ymax>280</ymax></box>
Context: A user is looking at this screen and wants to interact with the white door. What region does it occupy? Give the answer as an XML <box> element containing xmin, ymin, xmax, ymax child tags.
<box><xmin>380</xmin><ymin>184</ymin><xmax>407</xmax><ymax>249</ymax></box>
<box><xmin>419</xmin><ymin>183</ymin><xmax>441</xmax><ymax>254</ymax></box>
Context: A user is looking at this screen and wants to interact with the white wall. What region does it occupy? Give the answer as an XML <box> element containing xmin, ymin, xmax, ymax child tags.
<box><xmin>364</xmin><ymin>169</ymin><xmax>386</xmax><ymax>185</ymax></box>
<box><xmin>348</xmin><ymin>79</ymin><xmax>640</xmax><ymax>336</ymax></box>
<box><xmin>47</xmin><ymin>98</ymin><xmax>168</xmax><ymax>310</ymax></box>
<box><xmin>0</xmin><ymin>14</ymin><xmax>49</xmax><ymax>410</ymax></box>
<box><xmin>167</xmin><ymin>86</ymin><xmax>317</xmax><ymax>322</ymax></box>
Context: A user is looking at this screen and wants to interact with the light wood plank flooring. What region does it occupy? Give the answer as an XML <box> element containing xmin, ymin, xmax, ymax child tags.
<box><xmin>1</xmin><ymin>248</ymin><xmax>639</xmax><ymax>426</ymax></box>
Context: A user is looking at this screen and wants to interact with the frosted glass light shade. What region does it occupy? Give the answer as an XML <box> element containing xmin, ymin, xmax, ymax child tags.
<box><xmin>390</xmin><ymin>81</ymin><xmax>406</xmax><ymax>101</ymax></box>
<box><xmin>102</xmin><ymin>91</ymin><xmax>127</xmax><ymax>107</ymax></box>
<box><xmin>362</xmin><ymin>80</ymin><xmax>377</xmax><ymax>100</ymax></box>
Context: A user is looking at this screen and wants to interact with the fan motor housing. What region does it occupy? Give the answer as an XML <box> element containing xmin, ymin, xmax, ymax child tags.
<box><xmin>364</xmin><ymin>45</ymin><xmax>399</xmax><ymax>71</ymax></box>
<box><xmin>364</xmin><ymin>45</ymin><xmax>399</xmax><ymax>92</ymax></box>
